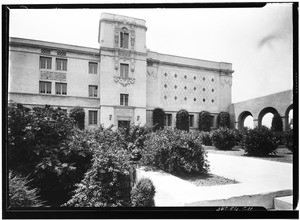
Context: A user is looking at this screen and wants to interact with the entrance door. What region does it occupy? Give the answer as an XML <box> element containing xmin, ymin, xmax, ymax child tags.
<box><xmin>118</xmin><ymin>120</ymin><xmax>130</xmax><ymax>131</ymax></box>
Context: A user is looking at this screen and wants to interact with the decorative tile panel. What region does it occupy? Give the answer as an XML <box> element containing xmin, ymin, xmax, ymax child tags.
<box><xmin>40</xmin><ymin>70</ymin><xmax>66</xmax><ymax>81</ymax></box>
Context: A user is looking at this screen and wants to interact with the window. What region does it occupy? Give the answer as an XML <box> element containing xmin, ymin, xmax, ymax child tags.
<box><xmin>165</xmin><ymin>114</ymin><xmax>172</xmax><ymax>126</ymax></box>
<box><xmin>120</xmin><ymin>63</ymin><xmax>129</xmax><ymax>78</ymax></box>
<box><xmin>39</xmin><ymin>81</ymin><xmax>51</xmax><ymax>94</ymax></box>
<box><xmin>55</xmin><ymin>83</ymin><xmax>67</xmax><ymax>95</ymax></box>
<box><xmin>89</xmin><ymin>111</ymin><xmax>98</xmax><ymax>125</ymax></box>
<box><xmin>120</xmin><ymin>32</ymin><xmax>129</xmax><ymax>49</ymax></box>
<box><xmin>120</xmin><ymin>94</ymin><xmax>129</xmax><ymax>106</ymax></box>
<box><xmin>189</xmin><ymin>115</ymin><xmax>194</xmax><ymax>127</ymax></box>
<box><xmin>56</xmin><ymin>58</ymin><xmax>67</xmax><ymax>71</ymax></box>
<box><xmin>89</xmin><ymin>85</ymin><xmax>98</xmax><ymax>97</ymax></box>
<box><xmin>89</xmin><ymin>62</ymin><xmax>98</xmax><ymax>74</ymax></box>
<box><xmin>40</xmin><ymin>57</ymin><xmax>52</xmax><ymax>69</ymax></box>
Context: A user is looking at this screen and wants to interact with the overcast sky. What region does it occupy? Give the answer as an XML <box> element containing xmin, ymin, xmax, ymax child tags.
<box><xmin>9</xmin><ymin>3</ymin><xmax>293</xmax><ymax>103</ymax></box>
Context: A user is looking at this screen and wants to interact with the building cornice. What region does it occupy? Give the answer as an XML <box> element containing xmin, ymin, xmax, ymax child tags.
<box><xmin>100</xmin><ymin>18</ymin><xmax>147</xmax><ymax>31</ymax></box>
<box><xmin>100</xmin><ymin>46</ymin><xmax>147</xmax><ymax>57</ymax></box>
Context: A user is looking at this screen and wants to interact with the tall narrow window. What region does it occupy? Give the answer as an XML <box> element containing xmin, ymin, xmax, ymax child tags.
<box><xmin>40</xmin><ymin>57</ymin><xmax>52</xmax><ymax>69</ymax></box>
<box><xmin>89</xmin><ymin>62</ymin><xmax>98</xmax><ymax>74</ymax></box>
<box><xmin>189</xmin><ymin>115</ymin><xmax>194</xmax><ymax>127</ymax></box>
<box><xmin>56</xmin><ymin>58</ymin><xmax>67</xmax><ymax>71</ymax></box>
<box><xmin>89</xmin><ymin>85</ymin><xmax>98</xmax><ymax>97</ymax></box>
<box><xmin>89</xmin><ymin>111</ymin><xmax>98</xmax><ymax>125</ymax></box>
<box><xmin>39</xmin><ymin>81</ymin><xmax>51</xmax><ymax>94</ymax></box>
<box><xmin>120</xmin><ymin>94</ymin><xmax>129</xmax><ymax>106</ymax></box>
<box><xmin>120</xmin><ymin>32</ymin><xmax>129</xmax><ymax>49</ymax></box>
<box><xmin>165</xmin><ymin>114</ymin><xmax>172</xmax><ymax>126</ymax></box>
<box><xmin>55</xmin><ymin>83</ymin><xmax>67</xmax><ymax>95</ymax></box>
<box><xmin>120</xmin><ymin>63</ymin><xmax>129</xmax><ymax>78</ymax></box>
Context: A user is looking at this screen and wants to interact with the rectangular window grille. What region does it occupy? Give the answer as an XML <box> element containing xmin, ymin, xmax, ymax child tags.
<box><xmin>120</xmin><ymin>63</ymin><xmax>129</xmax><ymax>78</ymax></box>
<box><xmin>39</xmin><ymin>81</ymin><xmax>51</xmax><ymax>94</ymax></box>
<box><xmin>56</xmin><ymin>58</ymin><xmax>67</xmax><ymax>71</ymax></box>
<box><xmin>41</xmin><ymin>48</ymin><xmax>51</xmax><ymax>54</ymax></box>
<box><xmin>55</xmin><ymin>83</ymin><xmax>67</xmax><ymax>95</ymax></box>
<box><xmin>89</xmin><ymin>85</ymin><xmax>98</xmax><ymax>97</ymax></box>
<box><xmin>189</xmin><ymin>115</ymin><xmax>194</xmax><ymax>127</ymax></box>
<box><xmin>40</xmin><ymin>57</ymin><xmax>52</xmax><ymax>69</ymax></box>
<box><xmin>89</xmin><ymin>62</ymin><xmax>98</xmax><ymax>74</ymax></box>
<box><xmin>89</xmin><ymin>111</ymin><xmax>98</xmax><ymax>125</ymax></box>
<box><xmin>120</xmin><ymin>32</ymin><xmax>129</xmax><ymax>49</ymax></box>
<box><xmin>57</xmin><ymin>50</ymin><xmax>66</xmax><ymax>56</ymax></box>
<box><xmin>165</xmin><ymin>114</ymin><xmax>172</xmax><ymax>126</ymax></box>
<box><xmin>120</xmin><ymin>94</ymin><xmax>129</xmax><ymax>106</ymax></box>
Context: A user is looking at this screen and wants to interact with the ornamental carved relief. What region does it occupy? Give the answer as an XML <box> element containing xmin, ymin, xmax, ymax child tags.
<box><xmin>113</xmin><ymin>76</ymin><xmax>135</xmax><ymax>87</ymax></box>
<box><xmin>146</xmin><ymin>67</ymin><xmax>158</xmax><ymax>79</ymax></box>
<box><xmin>221</xmin><ymin>78</ymin><xmax>232</xmax><ymax>87</ymax></box>
<box><xmin>40</xmin><ymin>70</ymin><xmax>66</xmax><ymax>81</ymax></box>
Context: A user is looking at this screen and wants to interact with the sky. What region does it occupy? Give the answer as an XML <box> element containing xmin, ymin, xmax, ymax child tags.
<box><xmin>9</xmin><ymin>3</ymin><xmax>293</xmax><ymax>105</ymax></box>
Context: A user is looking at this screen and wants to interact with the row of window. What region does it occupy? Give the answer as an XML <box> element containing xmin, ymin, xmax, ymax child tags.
<box><xmin>39</xmin><ymin>81</ymin><xmax>98</xmax><ymax>97</ymax></box>
<box><xmin>164</xmin><ymin>114</ymin><xmax>194</xmax><ymax>127</ymax></box>
<box><xmin>40</xmin><ymin>56</ymin><xmax>98</xmax><ymax>74</ymax></box>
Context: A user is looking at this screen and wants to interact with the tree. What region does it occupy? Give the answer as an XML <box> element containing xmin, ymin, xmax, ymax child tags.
<box><xmin>218</xmin><ymin>111</ymin><xmax>230</xmax><ymax>128</ymax></box>
<box><xmin>271</xmin><ymin>113</ymin><xmax>283</xmax><ymax>132</ymax></box>
<box><xmin>70</xmin><ymin>106</ymin><xmax>85</xmax><ymax>130</ymax></box>
<box><xmin>152</xmin><ymin>108</ymin><xmax>165</xmax><ymax>131</ymax></box>
<box><xmin>176</xmin><ymin>109</ymin><xmax>189</xmax><ymax>132</ymax></box>
<box><xmin>198</xmin><ymin>111</ymin><xmax>211</xmax><ymax>132</ymax></box>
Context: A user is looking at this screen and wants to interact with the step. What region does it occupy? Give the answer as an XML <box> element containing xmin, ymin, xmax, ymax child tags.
<box><xmin>274</xmin><ymin>196</ymin><xmax>293</xmax><ymax>210</ymax></box>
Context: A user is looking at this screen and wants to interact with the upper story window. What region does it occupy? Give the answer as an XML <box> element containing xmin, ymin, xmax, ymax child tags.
<box><xmin>189</xmin><ymin>115</ymin><xmax>194</xmax><ymax>127</ymax></box>
<box><xmin>89</xmin><ymin>62</ymin><xmax>98</xmax><ymax>74</ymax></box>
<box><xmin>120</xmin><ymin>30</ymin><xmax>129</xmax><ymax>49</ymax></box>
<box><xmin>120</xmin><ymin>94</ymin><xmax>129</xmax><ymax>106</ymax></box>
<box><xmin>56</xmin><ymin>83</ymin><xmax>67</xmax><ymax>95</ymax></box>
<box><xmin>56</xmin><ymin>58</ymin><xmax>67</xmax><ymax>71</ymax></box>
<box><xmin>120</xmin><ymin>63</ymin><xmax>129</xmax><ymax>78</ymax></box>
<box><xmin>89</xmin><ymin>85</ymin><xmax>98</xmax><ymax>97</ymax></box>
<box><xmin>40</xmin><ymin>57</ymin><xmax>52</xmax><ymax>70</ymax></box>
<box><xmin>165</xmin><ymin>114</ymin><xmax>172</xmax><ymax>127</ymax></box>
<box><xmin>39</xmin><ymin>81</ymin><xmax>51</xmax><ymax>94</ymax></box>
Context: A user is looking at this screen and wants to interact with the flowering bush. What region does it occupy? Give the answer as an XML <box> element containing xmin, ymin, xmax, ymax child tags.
<box><xmin>211</xmin><ymin>127</ymin><xmax>236</xmax><ymax>150</ymax></box>
<box><xmin>131</xmin><ymin>178</ymin><xmax>156</xmax><ymax>207</ymax></box>
<box><xmin>242</xmin><ymin>126</ymin><xmax>278</xmax><ymax>156</ymax></box>
<box><xmin>70</xmin><ymin>106</ymin><xmax>85</xmax><ymax>130</ymax></box>
<box><xmin>140</xmin><ymin>127</ymin><xmax>209</xmax><ymax>175</ymax></box>
<box><xmin>197</xmin><ymin>131</ymin><xmax>213</xmax><ymax>146</ymax></box>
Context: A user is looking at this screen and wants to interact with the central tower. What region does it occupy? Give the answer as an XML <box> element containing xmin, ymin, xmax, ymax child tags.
<box><xmin>98</xmin><ymin>13</ymin><xmax>148</xmax><ymax>128</ymax></box>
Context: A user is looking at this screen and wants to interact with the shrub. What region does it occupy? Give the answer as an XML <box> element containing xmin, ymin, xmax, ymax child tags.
<box><xmin>65</xmin><ymin>143</ymin><xmax>135</xmax><ymax>207</ymax></box>
<box><xmin>283</xmin><ymin>129</ymin><xmax>293</xmax><ymax>152</ymax></box>
<box><xmin>131</xmin><ymin>178</ymin><xmax>156</xmax><ymax>207</ymax></box>
<box><xmin>8</xmin><ymin>171</ymin><xmax>44</xmax><ymax>208</ymax></box>
<box><xmin>70</xmin><ymin>106</ymin><xmax>85</xmax><ymax>130</ymax></box>
<box><xmin>242</xmin><ymin>126</ymin><xmax>278</xmax><ymax>156</ymax></box>
<box><xmin>140</xmin><ymin>127</ymin><xmax>209</xmax><ymax>175</ymax></box>
<box><xmin>271</xmin><ymin>113</ymin><xmax>283</xmax><ymax>132</ymax></box>
<box><xmin>197</xmin><ymin>131</ymin><xmax>213</xmax><ymax>146</ymax></box>
<box><xmin>218</xmin><ymin>112</ymin><xmax>230</xmax><ymax>128</ymax></box>
<box><xmin>198</xmin><ymin>111</ymin><xmax>211</xmax><ymax>132</ymax></box>
<box><xmin>211</xmin><ymin>127</ymin><xmax>236</xmax><ymax>150</ymax></box>
<box><xmin>176</xmin><ymin>109</ymin><xmax>189</xmax><ymax>132</ymax></box>
<box><xmin>152</xmin><ymin>108</ymin><xmax>165</xmax><ymax>131</ymax></box>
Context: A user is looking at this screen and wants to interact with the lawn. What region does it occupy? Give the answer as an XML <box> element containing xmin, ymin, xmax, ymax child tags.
<box><xmin>204</xmin><ymin>145</ymin><xmax>293</xmax><ymax>164</ymax></box>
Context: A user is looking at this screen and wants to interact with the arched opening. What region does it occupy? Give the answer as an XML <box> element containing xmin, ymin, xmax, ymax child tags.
<box><xmin>285</xmin><ymin>104</ymin><xmax>293</xmax><ymax>129</ymax></box>
<box><xmin>238</xmin><ymin>111</ymin><xmax>253</xmax><ymax>130</ymax></box>
<box><xmin>258</xmin><ymin>107</ymin><xmax>279</xmax><ymax>128</ymax></box>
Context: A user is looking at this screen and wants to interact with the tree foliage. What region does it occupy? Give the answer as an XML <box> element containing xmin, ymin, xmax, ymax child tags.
<box><xmin>218</xmin><ymin>111</ymin><xmax>230</xmax><ymax>128</ymax></box>
<box><xmin>198</xmin><ymin>111</ymin><xmax>212</xmax><ymax>132</ymax></box>
<box><xmin>271</xmin><ymin>113</ymin><xmax>283</xmax><ymax>132</ymax></box>
<box><xmin>175</xmin><ymin>109</ymin><xmax>189</xmax><ymax>132</ymax></box>
<box><xmin>70</xmin><ymin>106</ymin><xmax>85</xmax><ymax>130</ymax></box>
<box><xmin>131</xmin><ymin>178</ymin><xmax>156</xmax><ymax>207</ymax></box>
<box><xmin>152</xmin><ymin>108</ymin><xmax>165</xmax><ymax>131</ymax></box>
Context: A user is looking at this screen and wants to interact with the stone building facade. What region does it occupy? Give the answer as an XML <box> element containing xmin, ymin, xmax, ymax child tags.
<box><xmin>8</xmin><ymin>13</ymin><xmax>234</xmax><ymax>130</ymax></box>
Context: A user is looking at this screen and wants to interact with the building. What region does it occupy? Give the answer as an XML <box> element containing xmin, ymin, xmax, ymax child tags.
<box><xmin>8</xmin><ymin>13</ymin><xmax>234</xmax><ymax>130</ymax></box>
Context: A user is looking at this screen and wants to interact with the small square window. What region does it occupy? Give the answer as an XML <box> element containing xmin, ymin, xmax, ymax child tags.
<box><xmin>89</xmin><ymin>62</ymin><xmax>98</xmax><ymax>74</ymax></box>
<box><xmin>56</xmin><ymin>58</ymin><xmax>67</xmax><ymax>71</ymax></box>
<box><xmin>89</xmin><ymin>85</ymin><xmax>98</xmax><ymax>97</ymax></box>
<box><xmin>120</xmin><ymin>63</ymin><xmax>129</xmax><ymax>78</ymax></box>
<box><xmin>40</xmin><ymin>57</ymin><xmax>52</xmax><ymax>69</ymax></box>
<box><xmin>120</xmin><ymin>94</ymin><xmax>129</xmax><ymax>106</ymax></box>
<box><xmin>39</xmin><ymin>81</ymin><xmax>51</xmax><ymax>94</ymax></box>
<box><xmin>56</xmin><ymin>83</ymin><xmax>67</xmax><ymax>95</ymax></box>
<box><xmin>89</xmin><ymin>111</ymin><xmax>98</xmax><ymax>125</ymax></box>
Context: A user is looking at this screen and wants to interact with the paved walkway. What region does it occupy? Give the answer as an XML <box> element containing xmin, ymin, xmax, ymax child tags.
<box><xmin>137</xmin><ymin>152</ymin><xmax>293</xmax><ymax>207</ymax></box>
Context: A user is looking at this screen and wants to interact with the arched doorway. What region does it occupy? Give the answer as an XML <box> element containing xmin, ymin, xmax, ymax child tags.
<box><xmin>258</xmin><ymin>107</ymin><xmax>279</xmax><ymax>128</ymax></box>
<box><xmin>238</xmin><ymin>111</ymin><xmax>253</xmax><ymax>130</ymax></box>
<box><xmin>285</xmin><ymin>104</ymin><xmax>293</xmax><ymax>129</ymax></box>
